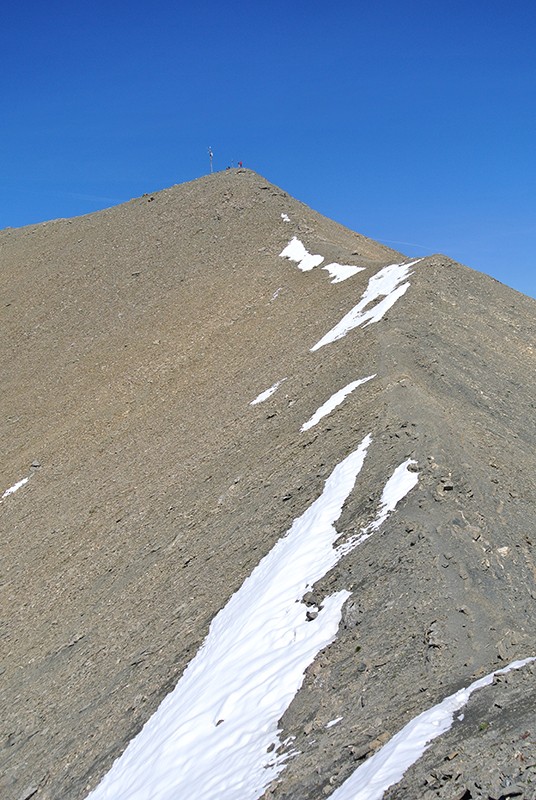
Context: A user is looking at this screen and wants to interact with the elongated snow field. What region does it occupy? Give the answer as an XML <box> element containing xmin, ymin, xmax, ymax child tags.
<box><xmin>300</xmin><ymin>375</ymin><xmax>375</xmax><ymax>432</ymax></box>
<box><xmin>250</xmin><ymin>378</ymin><xmax>286</xmax><ymax>405</ymax></box>
<box><xmin>85</xmin><ymin>438</ymin><xmax>421</xmax><ymax>800</ymax></box>
<box><xmin>329</xmin><ymin>657</ymin><xmax>536</xmax><ymax>800</ymax></box>
<box><xmin>1</xmin><ymin>476</ymin><xmax>30</xmax><ymax>500</ymax></box>
<box><xmin>86</xmin><ymin>438</ymin><xmax>371</xmax><ymax>799</ymax></box>
<box><xmin>311</xmin><ymin>261</ymin><xmax>420</xmax><ymax>351</ymax></box>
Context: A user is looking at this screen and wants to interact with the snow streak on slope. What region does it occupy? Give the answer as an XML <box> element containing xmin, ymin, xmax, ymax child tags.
<box><xmin>86</xmin><ymin>437</ymin><xmax>375</xmax><ymax>800</ymax></box>
<box><xmin>366</xmin><ymin>459</ymin><xmax>420</xmax><ymax>533</ymax></box>
<box><xmin>300</xmin><ymin>376</ymin><xmax>375</xmax><ymax>432</ymax></box>
<box><xmin>329</xmin><ymin>657</ymin><xmax>536</xmax><ymax>800</ymax></box>
<box><xmin>325</xmin><ymin>717</ymin><xmax>343</xmax><ymax>729</ymax></box>
<box><xmin>311</xmin><ymin>260</ymin><xmax>420</xmax><ymax>351</ymax></box>
<box><xmin>250</xmin><ymin>379</ymin><xmax>286</xmax><ymax>405</ymax></box>
<box><xmin>322</xmin><ymin>263</ymin><xmax>365</xmax><ymax>284</ymax></box>
<box><xmin>1</xmin><ymin>476</ymin><xmax>30</xmax><ymax>500</ymax></box>
<box><xmin>280</xmin><ymin>237</ymin><xmax>324</xmax><ymax>271</ymax></box>
<box><xmin>338</xmin><ymin>459</ymin><xmax>419</xmax><ymax>556</ymax></box>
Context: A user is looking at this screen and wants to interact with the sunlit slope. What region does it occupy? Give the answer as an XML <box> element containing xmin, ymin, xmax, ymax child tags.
<box><xmin>1</xmin><ymin>170</ymin><xmax>535</xmax><ymax>800</ymax></box>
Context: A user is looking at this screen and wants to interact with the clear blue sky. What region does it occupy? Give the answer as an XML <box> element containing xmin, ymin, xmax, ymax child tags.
<box><xmin>3</xmin><ymin>1</ymin><xmax>535</xmax><ymax>298</ymax></box>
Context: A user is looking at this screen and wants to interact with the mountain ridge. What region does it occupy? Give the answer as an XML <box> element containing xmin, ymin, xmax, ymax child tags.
<box><xmin>1</xmin><ymin>170</ymin><xmax>535</xmax><ymax>800</ymax></box>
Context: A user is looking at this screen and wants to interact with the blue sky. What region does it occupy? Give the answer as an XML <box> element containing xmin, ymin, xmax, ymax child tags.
<box><xmin>3</xmin><ymin>1</ymin><xmax>535</xmax><ymax>298</ymax></box>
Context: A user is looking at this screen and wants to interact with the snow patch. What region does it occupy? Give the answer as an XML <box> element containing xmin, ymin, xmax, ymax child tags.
<box><xmin>322</xmin><ymin>263</ymin><xmax>365</xmax><ymax>284</ymax></box>
<box><xmin>329</xmin><ymin>657</ymin><xmax>536</xmax><ymax>800</ymax></box>
<box><xmin>325</xmin><ymin>717</ymin><xmax>343</xmax><ymax>729</ymax></box>
<box><xmin>311</xmin><ymin>260</ymin><xmax>420</xmax><ymax>351</ymax></box>
<box><xmin>85</xmin><ymin>436</ymin><xmax>373</xmax><ymax>800</ymax></box>
<box><xmin>250</xmin><ymin>379</ymin><xmax>286</xmax><ymax>405</ymax></box>
<box><xmin>367</xmin><ymin>458</ymin><xmax>419</xmax><ymax>532</ymax></box>
<box><xmin>338</xmin><ymin>459</ymin><xmax>419</xmax><ymax>555</ymax></box>
<box><xmin>301</xmin><ymin>375</ymin><xmax>375</xmax><ymax>432</ymax></box>
<box><xmin>1</xmin><ymin>476</ymin><xmax>30</xmax><ymax>500</ymax></box>
<box><xmin>280</xmin><ymin>237</ymin><xmax>324</xmax><ymax>272</ymax></box>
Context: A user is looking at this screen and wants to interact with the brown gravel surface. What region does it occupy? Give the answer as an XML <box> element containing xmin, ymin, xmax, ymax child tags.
<box><xmin>1</xmin><ymin>169</ymin><xmax>535</xmax><ymax>800</ymax></box>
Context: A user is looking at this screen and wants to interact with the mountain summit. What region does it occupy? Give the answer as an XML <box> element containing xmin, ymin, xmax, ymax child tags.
<box><xmin>2</xmin><ymin>170</ymin><xmax>535</xmax><ymax>800</ymax></box>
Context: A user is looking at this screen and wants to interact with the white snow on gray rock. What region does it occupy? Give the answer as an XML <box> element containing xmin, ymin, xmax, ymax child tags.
<box><xmin>250</xmin><ymin>379</ymin><xmax>286</xmax><ymax>405</ymax></box>
<box><xmin>338</xmin><ymin>459</ymin><xmax>419</xmax><ymax>555</ymax></box>
<box><xmin>311</xmin><ymin>260</ymin><xmax>420</xmax><ymax>351</ymax></box>
<box><xmin>325</xmin><ymin>717</ymin><xmax>343</xmax><ymax>729</ymax></box>
<box><xmin>1</xmin><ymin>476</ymin><xmax>30</xmax><ymax>500</ymax></box>
<box><xmin>279</xmin><ymin>237</ymin><xmax>324</xmax><ymax>272</ymax></box>
<box><xmin>329</xmin><ymin>657</ymin><xmax>536</xmax><ymax>800</ymax></box>
<box><xmin>279</xmin><ymin>238</ymin><xmax>366</xmax><ymax>283</ymax></box>
<box><xmin>85</xmin><ymin>435</ymin><xmax>423</xmax><ymax>800</ymax></box>
<box><xmin>322</xmin><ymin>263</ymin><xmax>365</xmax><ymax>283</ymax></box>
<box><xmin>300</xmin><ymin>375</ymin><xmax>375</xmax><ymax>432</ymax></box>
<box><xmin>85</xmin><ymin>436</ymin><xmax>374</xmax><ymax>800</ymax></box>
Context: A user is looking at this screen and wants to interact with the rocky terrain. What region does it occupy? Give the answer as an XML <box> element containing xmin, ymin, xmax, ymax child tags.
<box><xmin>1</xmin><ymin>169</ymin><xmax>535</xmax><ymax>799</ymax></box>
